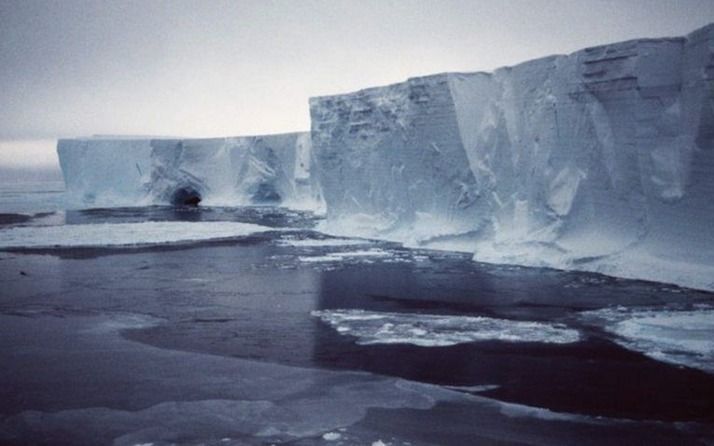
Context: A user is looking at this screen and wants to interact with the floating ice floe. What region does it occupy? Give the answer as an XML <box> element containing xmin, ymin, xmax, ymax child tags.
<box><xmin>582</xmin><ymin>306</ymin><xmax>714</xmax><ymax>374</ymax></box>
<box><xmin>298</xmin><ymin>249</ymin><xmax>394</xmax><ymax>263</ymax></box>
<box><xmin>0</xmin><ymin>221</ymin><xmax>274</xmax><ymax>249</ymax></box>
<box><xmin>322</xmin><ymin>432</ymin><xmax>342</xmax><ymax>441</ymax></box>
<box><xmin>278</xmin><ymin>237</ymin><xmax>371</xmax><ymax>248</ymax></box>
<box><xmin>311</xmin><ymin>309</ymin><xmax>580</xmax><ymax>347</ymax></box>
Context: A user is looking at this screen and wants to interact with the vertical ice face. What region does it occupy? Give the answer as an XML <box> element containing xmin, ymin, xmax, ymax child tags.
<box><xmin>58</xmin><ymin>133</ymin><xmax>323</xmax><ymax>210</ymax></box>
<box><xmin>57</xmin><ymin>138</ymin><xmax>154</xmax><ymax>207</ymax></box>
<box><xmin>310</xmin><ymin>23</ymin><xmax>714</xmax><ymax>290</ymax></box>
<box><xmin>310</xmin><ymin>74</ymin><xmax>481</xmax><ymax>241</ymax></box>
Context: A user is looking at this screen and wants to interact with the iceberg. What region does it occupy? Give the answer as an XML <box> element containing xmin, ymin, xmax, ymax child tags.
<box><xmin>310</xmin><ymin>23</ymin><xmax>714</xmax><ymax>291</ymax></box>
<box><xmin>56</xmin><ymin>23</ymin><xmax>714</xmax><ymax>290</ymax></box>
<box><xmin>58</xmin><ymin>133</ymin><xmax>323</xmax><ymax>210</ymax></box>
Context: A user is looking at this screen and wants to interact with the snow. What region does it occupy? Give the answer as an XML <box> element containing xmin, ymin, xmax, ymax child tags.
<box><xmin>58</xmin><ymin>133</ymin><xmax>324</xmax><ymax>211</ymax></box>
<box><xmin>311</xmin><ymin>309</ymin><xmax>580</xmax><ymax>346</ymax></box>
<box><xmin>309</xmin><ymin>23</ymin><xmax>714</xmax><ymax>291</ymax></box>
<box><xmin>582</xmin><ymin>306</ymin><xmax>714</xmax><ymax>374</ymax></box>
<box><xmin>0</xmin><ymin>221</ymin><xmax>273</xmax><ymax>249</ymax></box>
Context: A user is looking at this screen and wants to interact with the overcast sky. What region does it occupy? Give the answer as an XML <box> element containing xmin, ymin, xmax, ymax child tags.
<box><xmin>1</xmin><ymin>0</ymin><xmax>713</xmax><ymax>167</ymax></box>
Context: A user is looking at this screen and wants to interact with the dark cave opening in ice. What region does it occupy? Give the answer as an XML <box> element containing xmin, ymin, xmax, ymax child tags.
<box><xmin>171</xmin><ymin>187</ymin><xmax>202</xmax><ymax>206</ymax></box>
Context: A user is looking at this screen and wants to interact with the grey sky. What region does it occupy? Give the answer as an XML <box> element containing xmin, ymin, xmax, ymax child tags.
<box><xmin>1</xmin><ymin>0</ymin><xmax>713</xmax><ymax>146</ymax></box>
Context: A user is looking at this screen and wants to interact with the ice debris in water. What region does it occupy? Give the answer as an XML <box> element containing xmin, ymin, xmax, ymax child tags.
<box><xmin>298</xmin><ymin>249</ymin><xmax>394</xmax><ymax>263</ymax></box>
<box><xmin>322</xmin><ymin>432</ymin><xmax>342</xmax><ymax>441</ymax></box>
<box><xmin>311</xmin><ymin>309</ymin><xmax>580</xmax><ymax>346</ymax></box>
<box><xmin>582</xmin><ymin>306</ymin><xmax>714</xmax><ymax>374</ymax></box>
<box><xmin>278</xmin><ymin>237</ymin><xmax>371</xmax><ymax>248</ymax></box>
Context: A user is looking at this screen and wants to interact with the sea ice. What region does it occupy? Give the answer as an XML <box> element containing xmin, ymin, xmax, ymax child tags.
<box><xmin>311</xmin><ymin>309</ymin><xmax>580</xmax><ymax>346</ymax></box>
<box><xmin>582</xmin><ymin>306</ymin><xmax>714</xmax><ymax>374</ymax></box>
<box><xmin>322</xmin><ymin>432</ymin><xmax>342</xmax><ymax>441</ymax></box>
<box><xmin>0</xmin><ymin>221</ymin><xmax>274</xmax><ymax>249</ymax></box>
<box><xmin>298</xmin><ymin>249</ymin><xmax>394</xmax><ymax>263</ymax></box>
<box><xmin>278</xmin><ymin>237</ymin><xmax>371</xmax><ymax>248</ymax></box>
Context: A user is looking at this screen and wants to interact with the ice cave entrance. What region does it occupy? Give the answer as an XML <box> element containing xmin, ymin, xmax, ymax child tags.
<box><xmin>171</xmin><ymin>187</ymin><xmax>202</xmax><ymax>206</ymax></box>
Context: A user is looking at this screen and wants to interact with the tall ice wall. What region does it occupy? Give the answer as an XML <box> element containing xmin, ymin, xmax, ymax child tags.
<box><xmin>310</xmin><ymin>23</ymin><xmax>714</xmax><ymax>290</ymax></box>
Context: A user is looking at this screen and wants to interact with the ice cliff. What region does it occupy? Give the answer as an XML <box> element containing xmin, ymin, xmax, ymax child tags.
<box><xmin>309</xmin><ymin>23</ymin><xmax>714</xmax><ymax>290</ymax></box>
<box><xmin>58</xmin><ymin>133</ymin><xmax>322</xmax><ymax>210</ymax></box>
<box><xmin>58</xmin><ymin>23</ymin><xmax>714</xmax><ymax>290</ymax></box>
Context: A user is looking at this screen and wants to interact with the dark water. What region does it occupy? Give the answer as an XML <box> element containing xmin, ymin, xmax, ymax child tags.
<box><xmin>2</xmin><ymin>206</ymin><xmax>714</xmax><ymax>444</ymax></box>
<box><xmin>123</xmin><ymin>245</ymin><xmax>714</xmax><ymax>423</ymax></box>
<box><xmin>63</xmin><ymin>205</ymin><xmax>323</xmax><ymax>228</ymax></box>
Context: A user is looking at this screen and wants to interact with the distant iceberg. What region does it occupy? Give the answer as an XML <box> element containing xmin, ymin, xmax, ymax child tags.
<box><xmin>57</xmin><ymin>23</ymin><xmax>714</xmax><ymax>291</ymax></box>
<box><xmin>58</xmin><ymin>133</ymin><xmax>323</xmax><ymax>211</ymax></box>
